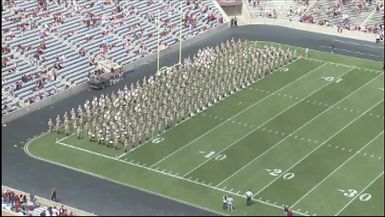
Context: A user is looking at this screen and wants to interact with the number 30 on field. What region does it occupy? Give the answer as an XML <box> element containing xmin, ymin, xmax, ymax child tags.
<box><xmin>337</xmin><ymin>189</ymin><xmax>372</xmax><ymax>201</ymax></box>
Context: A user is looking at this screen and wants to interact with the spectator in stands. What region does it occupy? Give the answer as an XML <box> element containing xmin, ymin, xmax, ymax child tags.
<box><xmin>79</xmin><ymin>48</ymin><xmax>86</xmax><ymax>56</ymax></box>
<box><xmin>54</xmin><ymin>57</ymin><xmax>63</xmax><ymax>70</ymax></box>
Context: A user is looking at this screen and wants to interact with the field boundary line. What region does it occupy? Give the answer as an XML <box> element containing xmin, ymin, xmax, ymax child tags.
<box><xmin>334</xmin><ymin>171</ymin><xmax>384</xmax><ymax>216</ymax></box>
<box><xmin>319</xmin><ymin>45</ymin><xmax>380</xmax><ymax>58</ymax></box>
<box><xmin>290</xmin><ymin>130</ymin><xmax>384</xmax><ymax>209</ymax></box>
<box><xmin>25</xmin><ymin>138</ymin><xmax>309</xmax><ymax>216</ymax></box>
<box><xmin>23</xmin><ymin>137</ymin><xmax>228</xmax><ymax>217</ymax></box>
<box><xmin>252</xmin><ymin>99</ymin><xmax>384</xmax><ymax>198</ymax></box>
<box><xmin>264</xmin><ymin>41</ymin><xmax>382</xmax><ymax>73</ymax></box>
<box><xmin>333</xmin><ymin>39</ymin><xmax>384</xmax><ymax>49</ymax></box>
<box><xmin>216</xmin><ymin>72</ymin><xmax>384</xmax><ymax>187</ymax></box>
<box><xmin>183</xmin><ymin>66</ymin><xmax>354</xmax><ymax>178</ymax></box>
<box><xmin>149</xmin><ymin>58</ymin><xmax>323</xmax><ymax>168</ymax></box>
<box><xmin>302</xmin><ymin>57</ymin><xmax>382</xmax><ymax>73</ymax></box>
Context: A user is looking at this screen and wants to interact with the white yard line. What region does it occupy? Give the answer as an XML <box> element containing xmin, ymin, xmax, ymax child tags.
<box><xmin>149</xmin><ymin>59</ymin><xmax>322</xmax><ymax>168</ymax></box>
<box><xmin>252</xmin><ymin>99</ymin><xmax>384</xmax><ymax>198</ymax></box>
<box><xmin>251</xmin><ymin>86</ymin><xmax>384</xmax><ymax>119</ymax></box>
<box><xmin>216</xmin><ymin>72</ymin><xmax>383</xmax><ymax>187</ymax></box>
<box><xmin>32</xmin><ymin>140</ymin><xmax>310</xmax><ymax>216</ymax></box>
<box><xmin>334</xmin><ymin>171</ymin><xmax>384</xmax><ymax>216</ymax></box>
<box><xmin>117</xmin><ymin>115</ymin><xmax>193</xmax><ymax>159</ymax></box>
<box><xmin>182</xmin><ymin>66</ymin><xmax>354</xmax><ymax>178</ymax></box>
<box><xmin>290</xmin><ymin>131</ymin><xmax>384</xmax><ymax>209</ymax></box>
<box><xmin>121</xmin><ymin>57</ymin><xmax>303</xmax><ymax>160</ymax></box>
<box><xmin>58</xmin><ymin>133</ymin><xmax>74</xmax><ymax>142</ymax></box>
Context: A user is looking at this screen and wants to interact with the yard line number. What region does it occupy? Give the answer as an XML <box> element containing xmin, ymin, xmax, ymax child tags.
<box><xmin>152</xmin><ymin>137</ymin><xmax>165</xmax><ymax>144</ymax></box>
<box><xmin>265</xmin><ymin>169</ymin><xmax>295</xmax><ymax>180</ymax></box>
<box><xmin>337</xmin><ymin>189</ymin><xmax>372</xmax><ymax>201</ymax></box>
<box><xmin>321</xmin><ymin>76</ymin><xmax>343</xmax><ymax>83</ymax></box>
<box><xmin>199</xmin><ymin>151</ymin><xmax>227</xmax><ymax>161</ymax></box>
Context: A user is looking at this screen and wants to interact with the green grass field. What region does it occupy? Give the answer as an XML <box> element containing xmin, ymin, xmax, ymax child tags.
<box><xmin>25</xmin><ymin>42</ymin><xmax>384</xmax><ymax>216</ymax></box>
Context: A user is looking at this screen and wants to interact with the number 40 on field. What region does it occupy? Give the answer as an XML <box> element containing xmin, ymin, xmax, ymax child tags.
<box><xmin>321</xmin><ymin>76</ymin><xmax>343</xmax><ymax>83</ymax></box>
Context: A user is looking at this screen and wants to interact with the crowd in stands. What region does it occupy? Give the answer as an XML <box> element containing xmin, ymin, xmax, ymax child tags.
<box><xmin>1</xmin><ymin>0</ymin><xmax>225</xmax><ymax>116</ymax></box>
<box><xmin>246</xmin><ymin>0</ymin><xmax>384</xmax><ymax>42</ymax></box>
<box><xmin>2</xmin><ymin>188</ymin><xmax>74</xmax><ymax>216</ymax></box>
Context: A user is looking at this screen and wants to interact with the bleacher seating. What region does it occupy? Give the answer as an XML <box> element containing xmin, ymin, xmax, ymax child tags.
<box><xmin>2</xmin><ymin>185</ymin><xmax>94</xmax><ymax>216</ymax></box>
<box><xmin>244</xmin><ymin>0</ymin><xmax>384</xmax><ymax>40</ymax></box>
<box><xmin>1</xmin><ymin>0</ymin><xmax>226</xmax><ymax>116</ymax></box>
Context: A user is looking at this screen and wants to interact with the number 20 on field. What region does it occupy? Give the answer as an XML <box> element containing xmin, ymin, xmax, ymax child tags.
<box><xmin>266</xmin><ymin>169</ymin><xmax>295</xmax><ymax>180</ymax></box>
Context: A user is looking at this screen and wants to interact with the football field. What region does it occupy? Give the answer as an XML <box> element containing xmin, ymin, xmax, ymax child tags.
<box><xmin>25</xmin><ymin>42</ymin><xmax>384</xmax><ymax>216</ymax></box>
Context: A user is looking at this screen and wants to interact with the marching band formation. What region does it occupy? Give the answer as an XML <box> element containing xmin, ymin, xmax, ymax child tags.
<box><xmin>48</xmin><ymin>40</ymin><xmax>296</xmax><ymax>152</ymax></box>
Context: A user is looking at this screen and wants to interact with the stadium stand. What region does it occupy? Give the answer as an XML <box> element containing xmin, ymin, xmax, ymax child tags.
<box><xmin>1</xmin><ymin>0</ymin><xmax>225</xmax><ymax>116</ymax></box>
<box><xmin>2</xmin><ymin>185</ymin><xmax>95</xmax><ymax>216</ymax></box>
<box><xmin>244</xmin><ymin>0</ymin><xmax>384</xmax><ymax>41</ymax></box>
